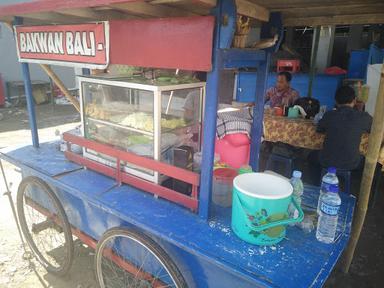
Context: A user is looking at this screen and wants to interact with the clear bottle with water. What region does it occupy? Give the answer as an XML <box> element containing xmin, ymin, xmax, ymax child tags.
<box><xmin>316</xmin><ymin>185</ymin><xmax>341</xmax><ymax>243</ymax></box>
<box><xmin>288</xmin><ymin>170</ymin><xmax>304</xmax><ymax>222</ymax></box>
<box><xmin>317</xmin><ymin>167</ymin><xmax>339</xmax><ymax>214</ymax></box>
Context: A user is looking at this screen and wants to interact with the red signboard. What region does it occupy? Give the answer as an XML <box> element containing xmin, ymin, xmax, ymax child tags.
<box><xmin>15</xmin><ymin>22</ymin><xmax>109</xmax><ymax>69</ymax></box>
<box><xmin>109</xmin><ymin>17</ymin><xmax>214</xmax><ymax>71</ymax></box>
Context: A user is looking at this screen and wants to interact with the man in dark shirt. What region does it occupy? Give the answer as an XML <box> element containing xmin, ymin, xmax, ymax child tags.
<box><xmin>317</xmin><ymin>86</ymin><xmax>372</xmax><ymax>170</ymax></box>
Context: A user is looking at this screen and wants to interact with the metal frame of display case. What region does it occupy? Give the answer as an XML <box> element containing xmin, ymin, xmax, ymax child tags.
<box><xmin>78</xmin><ymin>76</ymin><xmax>205</xmax><ymax>184</ymax></box>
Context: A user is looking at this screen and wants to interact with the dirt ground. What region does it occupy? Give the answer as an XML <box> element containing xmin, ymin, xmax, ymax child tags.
<box><xmin>0</xmin><ymin>104</ymin><xmax>97</xmax><ymax>288</ymax></box>
<box><xmin>0</xmin><ymin>103</ymin><xmax>383</xmax><ymax>288</ymax></box>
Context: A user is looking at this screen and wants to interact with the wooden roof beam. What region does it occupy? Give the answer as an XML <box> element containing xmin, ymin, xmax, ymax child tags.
<box><xmin>109</xmin><ymin>2</ymin><xmax>196</xmax><ymax>17</ymax></box>
<box><xmin>284</xmin><ymin>13</ymin><xmax>384</xmax><ymax>27</ymax></box>
<box><xmin>57</xmin><ymin>7</ymin><xmax>136</xmax><ymax>21</ymax></box>
<box><xmin>16</xmin><ymin>12</ymin><xmax>88</xmax><ymax>24</ymax></box>
<box><xmin>184</xmin><ymin>0</ymin><xmax>216</xmax><ymax>7</ymax></box>
<box><xmin>236</xmin><ymin>0</ymin><xmax>269</xmax><ymax>22</ymax></box>
<box><xmin>150</xmin><ymin>0</ymin><xmax>269</xmax><ymax>21</ymax></box>
<box><xmin>149</xmin><ymin>0</ymin><xmax>215</xmax><ymax>16</ymax></box>
<box><xmin>278</xmin><ymin>3</ymin><xmax>384</xmax><ymax>17</ymax></box>
<box><xmin>252</xmin><ymin>0</ymin><xmax>382</xmax><ymax>9</ymax></box>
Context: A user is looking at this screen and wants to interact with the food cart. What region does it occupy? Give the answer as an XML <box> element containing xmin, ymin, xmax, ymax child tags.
<box><xmin>1</xmin><ymin>0</ymin><xmax>383</xmax><ymax>287</ymax></box>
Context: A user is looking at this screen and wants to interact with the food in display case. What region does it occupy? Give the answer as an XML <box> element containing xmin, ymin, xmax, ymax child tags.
<box><xmin>79</xmin><ymin>75</ymin><xmax>204</xmax><ymax>183</ymax></box>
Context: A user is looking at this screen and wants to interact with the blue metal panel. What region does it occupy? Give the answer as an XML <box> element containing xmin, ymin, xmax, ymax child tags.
<box><xmin>367</xmin><ymin>44</ymin><xmax>384</xmax><ymax>65</ymax></box>
<box><xmin>347</xmin><ymin>50</ymin><xmax>369</xmax><ymax>80</ymax></box>
<box><xmin>199</xmin><ymin>0</ymin><xmax>236</xmax><ymax>220</ymax></box>
<box><xmin>236</xmin><ymin>71</ymin><xmax>260</xmax><ymax>102</ymax></box>
<box><xmin>0</xmin><ymin>143</ymin><xmax>356</xmax><ymax>287</ymax></box>
<box><xmin>250</xmin><ymin>55</ymin><xmax>270</xmax><ymax>171</ymax></box>
<box><xmin>221</xmin><ymin>49</ymin><xmax>266</xmax><ymax>68</ymax></box>
<box><xmin>0</xmin><ymin>142</ymin><xmax>81</xmax><ymax>177</ymax></box>
<box><xmin>236</xmin><ymin>72</ymin><xmax>343</xmax><ymax>110</ymax></box>
<box><xmin>347</xmin><ymin>44</ymin><xmax>384</xmax><ymax>82</ymax></box>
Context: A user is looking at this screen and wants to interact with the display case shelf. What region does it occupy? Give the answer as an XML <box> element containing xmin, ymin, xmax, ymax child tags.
<box><xmin>87</xmin><ymin>117</ymin><xmax>154</xmax><ymax>137</ymax></box>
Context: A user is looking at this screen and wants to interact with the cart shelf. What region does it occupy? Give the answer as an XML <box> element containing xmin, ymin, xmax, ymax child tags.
<box><xmin>87</xmin><ymin>117</ymin><xmax>155</xmax><ymax>137</ymax></box>
<box><xmin>1</xmin><ymin>142</ymin><xmax>355</xmax><ymax>288</ymax></box>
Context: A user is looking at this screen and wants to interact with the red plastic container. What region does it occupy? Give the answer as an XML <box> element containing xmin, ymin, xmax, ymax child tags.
<box><xmin>215</xmin><ymin>134</ymin><xmax>250</xmax><ymax>169</ymax></box>
<box><xmin>277</xmin><ymin>59</ymin><xmax>300</xmax><ymax>73</ymax></box>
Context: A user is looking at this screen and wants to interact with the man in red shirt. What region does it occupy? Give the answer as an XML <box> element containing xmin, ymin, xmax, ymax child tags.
<box><xmin>265</xmin><ymin>71</ymin><xmax>299</xmax><ymax>107</ymax></box>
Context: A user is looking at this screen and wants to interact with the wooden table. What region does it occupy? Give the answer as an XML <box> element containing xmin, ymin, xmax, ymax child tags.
<box><xmin>263</xmin><ymin>114</ymin><xmax>384</xmax><ymax>166</ymax></box>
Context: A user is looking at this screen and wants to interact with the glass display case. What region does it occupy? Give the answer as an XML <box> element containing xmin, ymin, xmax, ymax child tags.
<box><xmin>79</xmin><ymin>75</ymin><xmax>205</xmax><ymax>183</ymax></box>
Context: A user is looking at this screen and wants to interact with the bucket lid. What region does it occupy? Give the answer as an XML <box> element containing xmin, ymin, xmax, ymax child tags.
<box><xmin>233</xmin><ymin>172</ymin><xmax>293</xmax><ymax>199</ymax></box>
<box><xmin>214</xmin><ymin>168</ymin><xmax>238</xmax><ymax>180</ymax></box>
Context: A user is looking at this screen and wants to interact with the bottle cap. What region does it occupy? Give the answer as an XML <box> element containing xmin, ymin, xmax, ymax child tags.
<box><xmin>292</xmin><ymin>170</ymin><xmax>302</xmax><ymax>178</ymax></box>
<box><xmin>328</xmin><ymin>167</ymin><xmax>337</xmax><ymax>174</ymax></box>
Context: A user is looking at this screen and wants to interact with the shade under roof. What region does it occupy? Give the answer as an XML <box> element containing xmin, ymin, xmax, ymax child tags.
<box><xmin>0</xmin><ymin>0</ymin><xmax>383</xmax><ymax>26</ymax></box>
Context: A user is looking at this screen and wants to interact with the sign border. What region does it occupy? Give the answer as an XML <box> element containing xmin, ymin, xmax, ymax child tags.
<box><xmin>14</xmin><ymin>21</ymin><xmax>110</xmax><ymax>69</ymax></box>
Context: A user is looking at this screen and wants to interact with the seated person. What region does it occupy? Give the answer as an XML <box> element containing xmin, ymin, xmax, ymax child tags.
<box><xmin>265</xmin><ymin>71</ymin><xmax>299</xmax><ymax>107</ymax></box>
<box><xmin>317</xmin><ymin>85</ymin><xmax>372</xmax><ymax>170</ymax></box>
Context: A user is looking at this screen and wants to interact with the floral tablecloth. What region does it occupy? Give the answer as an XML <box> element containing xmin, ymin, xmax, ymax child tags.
<box><xmin>263</xmin><ymin>114</ymin><xmax>384</xmax><ymax>166</ymax></box>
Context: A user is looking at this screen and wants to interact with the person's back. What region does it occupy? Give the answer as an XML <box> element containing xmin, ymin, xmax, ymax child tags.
<box><xmin>317</xmin><ymin>86</ymin><xmax>372</xmax><ymax>170</ymax></box>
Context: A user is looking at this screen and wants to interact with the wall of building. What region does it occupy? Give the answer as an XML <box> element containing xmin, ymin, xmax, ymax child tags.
<box><xmin>0</xmin><ymin>0</ymin><xmax>76</xmax><ymax>89</ymax></box>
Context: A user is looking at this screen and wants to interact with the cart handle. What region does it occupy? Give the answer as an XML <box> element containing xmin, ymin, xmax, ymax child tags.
<box><xmin>233</xmin><ymin>192</ymin><xmax>304</xmax><ymax>232</ymax></box>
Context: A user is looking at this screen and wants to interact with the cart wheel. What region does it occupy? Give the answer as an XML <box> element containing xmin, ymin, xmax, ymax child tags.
<box><xmin>95</xmin><ymin>228</ymin><xmax>187</xmax><ymax>288</ymax></box>
<box><xmin>17</xmin><ymin>176</ymin><xmax>74</xmax><ymax>276</ymax></box>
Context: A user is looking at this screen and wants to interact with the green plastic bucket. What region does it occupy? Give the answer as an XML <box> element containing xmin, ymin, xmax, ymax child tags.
<box><xmin>231</xmin><ymin>173</ymin><xmax>304</xmax><ymax>245</ymax></box>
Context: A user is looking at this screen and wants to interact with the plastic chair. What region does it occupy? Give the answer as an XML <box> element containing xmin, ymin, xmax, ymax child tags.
<box><xmin>321</xmin><ymin>168</ymin><xmax>351</xmax><ymax>194</ymax></box>
<box><xmin>266</xmin><ymin>153</ymin><xmax>294</xmax><ymax>178</ymax></box>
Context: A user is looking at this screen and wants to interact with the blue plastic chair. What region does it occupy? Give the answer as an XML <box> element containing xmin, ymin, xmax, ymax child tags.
<box><xmin>266</xmin><ymin>153</ymin><xmax>294</xmax><ymax>178</ymax></box>
<box><xmin>321</xmin><ymin>168</ymin><xmax>351</xmax><ymax>195</ymax></box>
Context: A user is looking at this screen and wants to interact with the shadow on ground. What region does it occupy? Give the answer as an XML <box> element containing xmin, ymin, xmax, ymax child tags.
<box><xmin>15</xmin><ymin>242</ymin><xmax>97</xmax><ymax>288</ymax></box>
<box><xmin>325</xmin><ymin>187</ymin><xmax>384</xmax><ymax>288</ymax></box>
<box><xmin>0</xmin><ymin>104</ymin><xmax>79</xmax><ymax>133</ymax></box>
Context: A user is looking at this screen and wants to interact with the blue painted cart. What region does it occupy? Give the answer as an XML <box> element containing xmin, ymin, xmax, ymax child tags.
<box><xmin>0</xmin><ymin>0</ymin><xmax>356</xmax><ymax>287</ymax></box>
<box><xmin>1</xmin><ymin>143</ymin><xmax>355</xmax><ymax>287</ymax></box>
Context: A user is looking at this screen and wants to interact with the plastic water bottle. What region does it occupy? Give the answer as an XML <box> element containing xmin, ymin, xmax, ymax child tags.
<box><xmin>317</xmin><ymin>167</ymin><xmax>339</xmax><ymax>214</ymax></box>
<box><xmin>316</xmin><ymin>185</ymin><xmax>341</xmax><ymax>243</ymax></box>
<box><xmin>288</xmin><ymin>170</ymin><xmax>304</xmax><ymax>222</ymax></box>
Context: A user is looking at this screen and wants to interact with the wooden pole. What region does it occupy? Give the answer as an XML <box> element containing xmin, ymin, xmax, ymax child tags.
<box><xmin>39</xmin><ymin>64</ymin><xmax>80</xmax><ymax>112</ymax></box>
<box><xmin>342</xmin><ymin>63</ymin><xmax>384</xmax><ymax>273</ymax></box>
